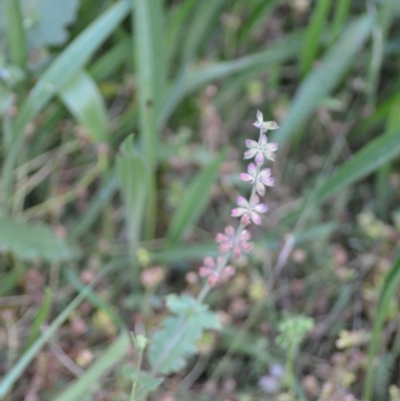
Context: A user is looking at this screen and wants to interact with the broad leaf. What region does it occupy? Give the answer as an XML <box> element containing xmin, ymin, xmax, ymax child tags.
<box><xmin>133</xmin><ymin>371</ymin><xmax>164</xmax><ymax>398</ymax></box>
<box><xmin>148</xmin><ymin>294</ymin><xmax>221</xmax><ymax>374</ymax></box>
<box><xmin>0</xmin><ymin>217</ymin><xmax>77</xmax><ymax>261</ymax></box>
<box><xmin>21</xmin><ymin>0</ymin><xmax>80</xmax><ymax>48</ymax></box>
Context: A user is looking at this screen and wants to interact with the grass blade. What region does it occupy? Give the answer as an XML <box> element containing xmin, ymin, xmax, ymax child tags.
<box><xmin>313</xmin><ymin>127</ymin><xmax>400</xmax><ymax>205</ymax></box>
<box><xmin>0</xmin><ymin>263</ymin><xmax>115</xmax><ymax>398</ymax></box>
<box><xmin>54</xmin><ymin>332</ymin><xmax>130</xmax><ymax>401</ymax></box>
<box><xmin>23</xmin><ymin>288</ymin><xmax>52</xmax><ymax>352</ymax></box>
<box><xmin>300</xmin><ymin>0</ymin><xmax>333</xmax><ymax>75</ymax></box>
<box><xmin>4</xmin><ymin>0</ymin><xmax>27</xmax><ymax>69</ymax></box>
<box><xmin>366</xmin><ymin>0</ymin><xmax>398</xmax><ymax>106</ymax></box>
<box><xmin>180</xmin><ymin>0</ymin><xmax>227</xmax><ymax>64</ymax></box>
<box><xmin>272</xmin><ymin>14</ymin><xmax>374</xmax><ymax>145</ymax></box>
<box><xmin>116</xmin><ymin>135</ymin><xmax>146</xmax><ymax>279</ymax></box>
<box><xmin>330</xmin><ymin>0</ymin><xmax>351</xmax><ymax>41</ymax></box>
<box><xmin>237</xmin><ymin>0</ymin><xmax>278</xmax><ymax>45</ymax></box>
<box><xmin>167</xmin><ymin>150</ymin><xmax>226</xmax><ymax>245</ymax></box>
<box><xmin>133</xmin><ymin>0</ymin><xmax>166</xmax><ymax>239</ymax></box>
<box><xmin>58</xmin><ymin>70</ymin><xmax>108</xmax><ymax>144</ymax></box>
<box><xmin>363</xmin><ymin>254</ymin><xmax>400</xmax><ymax>401</ymax></box>
<box><xmin>160</xmin><ymin>33</ymin><xmax>303</xmax><ymax>126</ymax></box>
<box><xmin>89</xmin><ymin>38</ymin><xmax>132</xmax><ymax>81</ymax></box>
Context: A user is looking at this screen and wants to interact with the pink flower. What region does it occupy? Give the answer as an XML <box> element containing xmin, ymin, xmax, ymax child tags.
<box><xmin>253</xmin><ymin>110</ymin><xmax>279</xmax><ymax>133</ymax></box>
<box><xmin>244</xmin><ymin>134</ymin><xmax>278</xmax><ymax>165</ymax></box>
<box><xmin>199</xmin><ymin>256</ymin><xmax>234</xmax><ymax>287</ymax></box>
<box><xmin>231</xmin><ymin>195</ymin><xmax>268</xmax><ymax>225</ymax></box>
<box><xmin>240</xmin><ymin>163</ymin><xmax>275</xmax><ymax>196</ymax></box>
<box><xmin>216</xmin><ymin>225</ymin><xmax>253</xmax><ymax>257</ymax></box>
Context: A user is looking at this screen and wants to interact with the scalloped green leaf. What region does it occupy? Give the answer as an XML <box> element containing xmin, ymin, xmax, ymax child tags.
<box><xmin>0</xmin><ymin>217</ymin><xmax>77</xmax><ymax>261</ymax></box>
<box><xmin>21</xmin><ymin>0</ymin><xmax>80</xmax><ymax>48</ymax></box>
<box><xmin>148</xmin><ymin>294</ymin><xmax>221</xmax><ymax>374</ymax></box>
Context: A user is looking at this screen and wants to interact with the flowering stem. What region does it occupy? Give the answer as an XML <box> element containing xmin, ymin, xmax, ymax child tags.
<box><xmin>152</xmin><ymin>111</ymin><xmax>278</xmax><ymax>376</ymax></box>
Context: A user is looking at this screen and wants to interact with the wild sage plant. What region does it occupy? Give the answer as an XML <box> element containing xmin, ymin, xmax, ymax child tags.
<box><xmin>131</xmin><ymin>111</ymin><xmax>279</xmax><ymax>397</ymax></box>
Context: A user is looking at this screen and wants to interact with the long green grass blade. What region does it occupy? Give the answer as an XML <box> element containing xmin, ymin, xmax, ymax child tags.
<box><xmin>4</xmin><ymin>0</ymin><xmax>27</xmax><ymax>69</ymax></box>
<box><xmin>54</xmin><ymin>332</ymin><xmax>130</xmax><ymax>401</ymax></box>
<box><xmin>181</xmin><ymin>0</ymin><xmax>227</xmax><ymax>64</ymax></box>
<box><xmin>58</xmin><ymin>70</ymin><xmax>108</xmax><ymax>144</ymax></box>
<box><xmin>300</xmin><ymin>0</ymin><xmax>333</xmax><ymax>75</ymax></box>
<box><xmin>237</xmin><ymin>0</ymin><xmax>278</xmax><ymax>45</ymax></box>
<box><xmin>366</xmin><ymin>0</ymin><xmax>398</xmax><ymax>106</ymax></box>
<box><xmin>313</xmin><ymin>127</ymin><xmax>400</xmax><ymax>205</ymax></box>
<box><xmin>375</xmin><ymin>102</ymin><xmax>400</xmax><ymax>218</ymax></box>
<box><xmin>167</xmin><ymin>150</ymin><xmax>226</xmax><ymax>245</ymax></box>
<box><xmin>116</xmin><ymin>135</ymin><xmax>146</xmax><ymax>277</ymax></box>
<box><xmin>166</xmin><ymin>0</ymin><xmax>197</xmax><ymax>68</ymax></box>
<box><xmin>272</xmin><ymin>14</ymin><xmax>374</xmax><ymax>145</ymax></box>
<box><xmin>160</xmin><ymin>33</ymin><xmax>303</xmax><ymax>126</ymax></box>
<box><xmin>23</xmin><ymin>288</ymin><xmax>52</xmax><ymax>352</ymax></box>
<box><xmin>330</xmin><ymin>0</ymin><xmax>351</xmax><ymax>40</ymax></box>
<box><xmin>351</xmin><ymin>91</ymin><xmax>400</xmax><ymax>139</ymax></box>
<box><xmin>89</xmin><ymin>38</ymin><xmax>132</xmax><ymax>81</ymax></box>
<box><xmin>363</xmin><ymin>255</ymin><xmax>400</xmax><ymax>401</ymax></box>
<box><xmin>133</xmin><ymin>0</ymin><xmax>166</xmax><ymax>239</ymax></box>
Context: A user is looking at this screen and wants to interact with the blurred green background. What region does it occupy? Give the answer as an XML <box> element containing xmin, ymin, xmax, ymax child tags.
<box><xmin>0</xmin><ymin>0</ymin><xmax>400</xmax><ymax>400</ymax></box>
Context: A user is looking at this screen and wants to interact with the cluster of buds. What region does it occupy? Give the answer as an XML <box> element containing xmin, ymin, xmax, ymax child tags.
<box><xmin>199</xmin><ymin>111</ymin><xmax>279</xmax><ymax>287</ymax></box>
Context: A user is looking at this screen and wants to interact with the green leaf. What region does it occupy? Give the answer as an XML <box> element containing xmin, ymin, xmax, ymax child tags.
<box><xmin>300</xmin><ymin>0</ymin><xmax>333</xmax><ymax>75</ymax></box>
<box><xmin>24</xmin><ymin>288</ymin><xmax>52</xmax><ymax>352</ymax></box>
<box><xmin>330</xmin><ymin>0</ymin><xmax>351</xmax><ymax>41</ymax></box>
<box><xmin>166</xmin><ymin>0</ymin><xmax>197</xmax><ymax>68</ymax></box>
<box><xmin>89</xmin><ymin>38</ymin><xmax>131</xmax><ymax>82</ymax></box>
<box><xmin>54</xmin><ymin>333</ymin><xmax>130</xmax><ymax>401</ymax></box>
<box><xmin>0</xmin><ymin>217</ymin><xmax>77</xmax><ymax>261</ymax></box>
<box><xmin>180</xmin><ymin>0</ymin><xmax>226</xmax><ymax>64</ymax></box>
<box><xmin>313</xmin><ymin>127</ymin><xmax>400</xmax><ymax>205</ymax></box>
<box><xmin>351</xmin><ymin>91</ymin><xmax>400</xmax><ymax>139</ymax></box>
<box><xmin>16</xmin><ymin>0</ymin><xmax>130</xmax><ymax>133</ymax></box>
<box><xmin>166</xmin><ymin>149</ymin><xmax>226</xmax><ymax>244</ymax></box>
<box><xmin>21</xmin><ymin>0</ymin><xmax>80</xmax><ymax>49</ymax></box>
<box><xmin>116</xmin><ymin>135</ymin><xmax>147</xmax><ymax>253</ymax></box>
<box><xmin>132</xmin><ymin>371</ymin><xmax>164</xmax><ymax>398</ymax></box>
<box><xmin>148</xmin><ymin>294</ymin><xmax>221</xmax><ymax>374</ymax></box>
<box><xmin>237</xmin><ymin>0</ymin><xmax>279</xmax><ymax>44</ymax></box>
<box><xmin>133</xmin><ymin>0</ymin><xmax>166</xmax><ymax>239</ymax></box>
<box><xmin>58</xmin><ymin>69</ymin><xmax>108</xmax><ymax>143</ymax></box>
<box><xmin>160</xmin><ymin>33</ymin><xmax>302</xmax><ymax>126</ymax></box>
<box><xmin>4</xmin><ymin>0</ymin><xmax>27</xmax><ymax>68</ymax></box>
<box><xmin>272</xmin><ymin>14</ymin><xmax>374</xmax><ymax>145</ymax></box>
<box><xmin>366</xmin><ymin>0</ymin><xmax>399</xmax><ymax>106</ymax></box>
<box><xmin>364</xmin><ymin>254</ymin><xmax>400</xmax><ymax>401</ymax></box>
